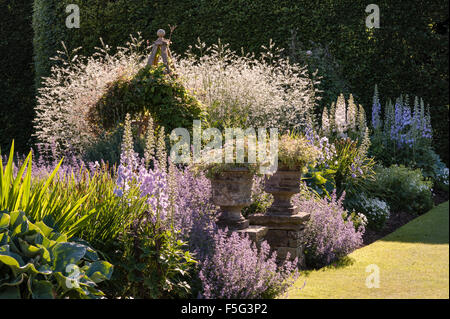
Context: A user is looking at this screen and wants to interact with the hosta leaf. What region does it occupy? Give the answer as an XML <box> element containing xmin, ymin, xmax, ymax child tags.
<box><xmin>30</xmin><ymin>279</ymin><xmax>54</xmax><ymax>299</ymax></box>
<box><xmin>53</xmin><ymin>272</ymin><xmax>82</xmax><ymax>293</ymax></box>
<box><xmin>49</xmin><ymin>231</ymin><xmax>68</xmax><ymax>243</ymax></box>
<box><xmin>35</xmin><ymin>244</ymin><xmax>51</xmax><ymax>264</ymax></box>
<box><xmin>0</xmin><ymin>273</ymin><xmax>24</xmax><ymax>288</ymax></box>
<box><xmin>0</xmin><ymin>233</ymin><xmax>9</xmax><ymax>246</ymax></box>
<box><xmin>85</xmin><ymin>261</ymin><xmax>113</xmax><ymax>283</ymax></box>
<box><xmin>51</xmin><ymin>242</ymin><xmax>87</xmax><ymax>272</ymax></box>
<box><xmin>23</xmin><ymin>231</ymin><xmax>44</xmax><ymax>246</ymax></box>
<box><xmin>0</xmin><ymin>211</ymin><xmax>10</xmax><ymax>229</ymax></box>
<box><xmin>0</xmin><ymin>254</ymin><xmax>39</xmax><ymax>276</ymax></box>
<box><xmin>70</xmin><ymin>237</ymin><xmax>99</xmax><ymax>261</ymax></box>
<box><xmin>0</xmin><ymin>247</ymin><xmax>25</xmax><ymax>266</ymax></box>
<box><xmin>12</xmin><ymin>220</ymin><xmax>29</xmax><ymax>237</ymax></box>
<box><xmin>35</xmin><ymin>264</ymin><xmax>52</xmax><ymax>275</ymax></box>
<box><xmin>18</xmin><ymin>238</ymin><xmax>42</xmax><ymax>258</ymax></box>
<box><xmin>34</xmin><ymin>221</ymin><xmax>54</xmax><ymax>238</ymax></box>
<box><xmin>9</xmin><ymin>211</ymin><xmax>27</xmax><ymax>230</ymax></box>
<box><xmin>0</xmin><ymin>286</ymin><xmax>21</xmax><ymax>299</ymax></box>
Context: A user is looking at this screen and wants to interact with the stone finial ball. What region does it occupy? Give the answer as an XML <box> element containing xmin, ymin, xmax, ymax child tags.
<box><xmin>157</xmin><ymin>29</ymin><xmax>166</xmax><ymax>37</ymax></box>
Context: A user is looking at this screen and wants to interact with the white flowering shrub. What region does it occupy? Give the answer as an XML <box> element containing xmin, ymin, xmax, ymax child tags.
<box><xmin>34</xmin><ymin>36</ymin><xmax>319</xmax><ymax>157</ymax></box>
<box><xmin>357</xmin><ymin>194</ymin><xmax>390</xmax><ymax>231</ymax></box>
<box><xmin>435</xmin><ymin>166</ymin><xmax>449</xmax><ymax>190</ymax></box>
<box><xmin>34</xmin><ymin>35</ymin><xmax>149</xmax><ymax>156</ymax></box>
<box><xmin>175</xmin><ymin>39</ymin><xmax>319</xmax><ymax>130</ymax></box>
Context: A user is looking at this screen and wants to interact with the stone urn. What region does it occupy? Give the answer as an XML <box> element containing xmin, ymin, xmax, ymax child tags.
<box><xmin>264</xmin><ymin>164</ymin><xmax>302</xmax><ymax>216</ymax></box>
<box><xmin>209</xmin><ymin>168</ymin><xmax>253</xmax><ymax>230</ymax></box>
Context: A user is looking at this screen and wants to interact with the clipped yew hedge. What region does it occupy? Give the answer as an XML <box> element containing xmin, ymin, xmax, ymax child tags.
<box><xmin>0</xmin><ymin>0</ymin><xmax>35</xmax><ymax>154</ymax></box>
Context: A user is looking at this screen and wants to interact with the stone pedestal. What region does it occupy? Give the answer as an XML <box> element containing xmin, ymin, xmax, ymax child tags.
<box><xmin>248</xmin><ymin>212</ymin><xmax>310</xmax><ymax>268</ymax></box>
<box><xmin>210</xmin><ymin>169</ymin><xmax>252</xmax><ymax>230</ymax></box>
<box><xmin>264</xmin><ymin>169</ymin><xmax>302</xmax><ymax>216</ymax></box>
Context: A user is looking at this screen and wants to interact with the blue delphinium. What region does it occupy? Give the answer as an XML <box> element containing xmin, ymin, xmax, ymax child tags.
<box><xmin>370</xmin><ymin>88</ymin><xmax>433</xmax><ymax>150</ymax></box>
<box><xmin>371</xmin><ymin>85</ymin><xmax>382</xmax><ymax>130</ymax></box>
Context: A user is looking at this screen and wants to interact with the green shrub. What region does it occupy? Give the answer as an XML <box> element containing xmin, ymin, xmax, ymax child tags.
<box><xmin>83</xmin><ymin>127</ymin><xmax>125</xmax><ymax>166</ymax></box>
<box><xmin>0</xmin><ymin>210</ymin><xmax>113</xmax><ymax>299</ymax></box>
<box><xmin>413</xmin><ymin>146</ymin><xmax>448</xmax><ymax>183</ymax></box>
<box><xmin>115</xmin><ymin>210</ymin><xmax>196</xmax><ymax>299</ymax></box>
<box><xmin>92</xmin><ymin>65</ymin><xmax>205</xmax><ymax>135</ymax></box>
<box><xmin>242</xmin><ymin>177</ymin><xmax>273</xmax><ymax>218</ymax></box>
<box><xmin>366</xmin><ymin>165</ymin><xmax>433</xmax><ymax>215</ymax></box>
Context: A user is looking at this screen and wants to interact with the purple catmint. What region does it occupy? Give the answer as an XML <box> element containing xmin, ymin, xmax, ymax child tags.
<box><xmin>293</xmin><ymin>191</ymin><xmax>364</xmax><ymax>268</ymax></box>
<box><xmin>198</xmin><ymin>228</ymin><xmax>299</xmax><ymax>299</ymax></box>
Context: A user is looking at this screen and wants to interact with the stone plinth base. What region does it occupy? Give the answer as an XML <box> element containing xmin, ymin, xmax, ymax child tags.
<box><xmin>216</xmin><ymin>218</ymin><xmax>249</xmax><ymax>230</ymax></box>
<box><xmin>236</xmin><ymin>225</ymin><xmax>268</xmax><ymax>247</ymax></box>
<box><xmin>248</xmin><ymin>212</ymin><xmax>310</xmax><ymax>268</ymax></box>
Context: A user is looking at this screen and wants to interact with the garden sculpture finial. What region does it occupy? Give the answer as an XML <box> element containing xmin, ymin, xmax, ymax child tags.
<box><xmin>147</xmin><ymin>28</ymin><xmax>173</xmax><ymax>74</ymax></box>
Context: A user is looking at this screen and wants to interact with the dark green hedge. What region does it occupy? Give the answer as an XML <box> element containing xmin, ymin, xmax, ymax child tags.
<box><xmin>32</xmin><ymin>0</ymin><xmax>161</xmax><ymax>87</ymax></box>
<box><xmin>28</xmin><ymin>0</ymin><xmax>450</xmax><ymax>163</ymax></box>
<box><xmin>0</xmin><ymin>0</ymin><xmax>35</xmax><ymax>153</ymax></box>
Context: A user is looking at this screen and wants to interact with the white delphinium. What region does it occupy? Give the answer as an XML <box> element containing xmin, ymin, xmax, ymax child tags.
<box><xmin>329</xmin><ymin>102</ymin><xmax>336</xmax><ymax>133</ymax></box>
<box><xmin>156</xmin><ymin>126</ymin><xmax>167</xmax><ymax>173</ymax></box>
<box><xmin>346</xmin><ymin>94</ymin><xmax>357</xmax><ymax>132</ymax></box>
<box><xmin>121</xmin><ymin>113</ymin><xmax>135</xmax><ymax>165</ymax></box>
<box><xmin>321</xmin><ymin>108</ymin><xmax>330</xmax><ymax>136</ymax></box>
<box><xmin>358</xmin><ymin>104</ymin><xmax>367</xmax><ymax>138</ymax></box>
<box><xmin>144</xmin><ymin>115</ymin><xmax>155</xmax><ymax>169</ymax></box>
<box><xmin>334</xmin><ymin>94</ymin><xmax>347</xmax><ymax>137</ymax></box>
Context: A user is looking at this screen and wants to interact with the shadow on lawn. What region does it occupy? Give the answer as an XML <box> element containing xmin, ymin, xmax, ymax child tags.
<box><xmin>302</xmin><ymin>256</ymin><xmax>356</xmax><ymax>276</ymax></box>
<box><xmin>379</xmin><ymin>201</ymin><xmax>449</xmax><ymax>245</ymax></box>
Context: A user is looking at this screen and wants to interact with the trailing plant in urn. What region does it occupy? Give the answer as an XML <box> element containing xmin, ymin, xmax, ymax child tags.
<box><xmin>264</xmin><ymin>133</ymin><xmax>320</xmax><ymax>215</ymax></box>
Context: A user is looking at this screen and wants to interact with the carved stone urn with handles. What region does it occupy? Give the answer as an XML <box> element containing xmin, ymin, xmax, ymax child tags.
<box><xmin>264</xmin><ymin>164</ymin><xmax>303</xmax><ymax>216</ymax></box>
<box><xmin>209</xmin><ymin>168</ymin><xmax>253</xmax><ymax>230</ymax></box>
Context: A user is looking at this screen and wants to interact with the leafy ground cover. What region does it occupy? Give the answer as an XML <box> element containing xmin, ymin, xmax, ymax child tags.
<box><xmin>286</xmin><ymin>201</ymin><xmax>449</xmax><ymax>299</ymax></box>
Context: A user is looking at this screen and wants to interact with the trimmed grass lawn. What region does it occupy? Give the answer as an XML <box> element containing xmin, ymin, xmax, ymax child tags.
<box><xmin>286</xmin><ymin>201</ymin><xmax>449</xmax><ymax>299</ymax></box>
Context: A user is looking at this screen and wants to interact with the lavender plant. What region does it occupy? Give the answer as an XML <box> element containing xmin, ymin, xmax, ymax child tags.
<box><xmin>294</xmin><ymin>191</ymin><xmax>364</xmax><ymax>268</ymax></box>
<box><xmin>198</xmin><ymin>229</ymin><xmax>299</xmax><ymax>299</ymax></box>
